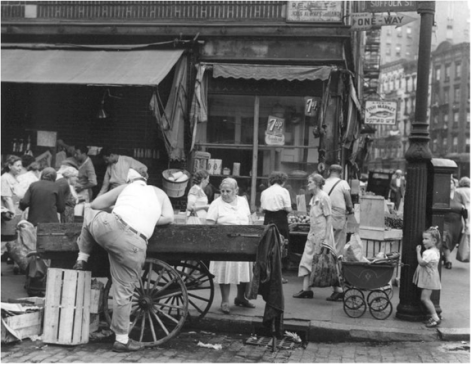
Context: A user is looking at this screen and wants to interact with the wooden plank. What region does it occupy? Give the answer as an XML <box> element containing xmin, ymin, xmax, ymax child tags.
<box><xmin>57</xmin><ymin>270</ymin><xmax>78</xmax><ymax>344</ymax></box>
<box><xmin>4</xmin><ymin>311</ymin><xmax>43</xmax><ymax>340</ymax></box>
<box><xmin>37</xmin><ymin>223</ymin><xmax>265</xmax><ymax>262</ymax></box>
<box><xmin>43</xmin><ymin>268</ymin><xmax>63</xmax><ymax>343</ymax></box>
<box><xmin>72</xmin><ymin>271</ymin><xmax>85</xmax><ymax>344</ymax></box>
<box><xmin>80</xmin><ymin>272</ymin><xmax>91</xmax><ymax>344</ymax></box>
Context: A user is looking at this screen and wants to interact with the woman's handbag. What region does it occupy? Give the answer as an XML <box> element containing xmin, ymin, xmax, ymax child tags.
<box><xmin>310</xmin><ymin>243</ymin><xmax>339</xmax><ymax>288</ymax></box>
<box><xmin>456</xmin><ymin>225</ymin><xmax>470</xmax><ymax>263</ymax></box>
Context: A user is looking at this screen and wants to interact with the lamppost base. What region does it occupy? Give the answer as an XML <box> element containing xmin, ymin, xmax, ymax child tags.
<box><xmin>395</xmin><ymin>304</ymin><xmax>426</xmax><ymax>322</ymax></box>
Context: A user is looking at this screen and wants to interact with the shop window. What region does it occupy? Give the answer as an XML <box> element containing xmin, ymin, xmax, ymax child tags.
<box><xmin>455</xmin><ymin>62</ymin><xmax>461</xmax><ymax>78</ymax></box>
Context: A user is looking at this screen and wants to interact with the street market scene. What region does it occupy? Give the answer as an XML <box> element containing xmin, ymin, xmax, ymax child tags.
<box><xmin>1</xmin><ymin>0</ymin><xmax>470</xmax><ymax>363</ymax></box>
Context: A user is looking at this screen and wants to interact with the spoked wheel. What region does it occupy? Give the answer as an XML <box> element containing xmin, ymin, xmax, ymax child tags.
<box><xmin>343</xmin><ymin>295</ymin><xmax>367</xmax><ymax>318</ymax></box>
<box><xmin>103</xmin><ymin>258</ymin><xmax>189</xmax><ymax>347</ymax></box>
<box><xmin>344</xmin><ymin>287</ymin><xmax>365</xmax><ymax>300</ymax></box>
<box><xmin>171</xmin><ymin>260</ymin><xmax>215</xmax><ymax>321</ymax></box>
<box><xmin>368</xmin><ymin>291</ymin><xmax>393</xmax><ymax>320</ymax></box>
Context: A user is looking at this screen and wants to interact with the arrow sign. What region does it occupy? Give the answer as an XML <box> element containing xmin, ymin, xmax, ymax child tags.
<box><xmin>350</xmin><ymin>12</ymin><xmax>417</xmax><ymax>31</ymax></box>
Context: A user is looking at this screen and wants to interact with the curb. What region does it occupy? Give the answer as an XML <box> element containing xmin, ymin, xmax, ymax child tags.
<box><xmin>188</xmin><ymin>313</ymin><xmax>470</xmax><ymax>343</ymax></box>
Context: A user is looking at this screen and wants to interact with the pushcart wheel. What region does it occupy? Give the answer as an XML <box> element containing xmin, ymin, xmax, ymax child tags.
<box><xmin>366</xmin><ymin>290</ymin><xmax>389</xmax><ymax>308</ymax></box>
<box><xmin>343</xmin><ymin>295</ymin><xmax>366</xmax><ymax>318</ymax></box>
<box><xmin>369</xmin><ymin>297</ymin><xmax>393</xmax><ymax>320</ymax></box>
<box><xmin>344</xmin><ymin>287</ymin><xmax>365</xmax><ymax>300</ymax></box>
<box><xmin>103</xmin><ymin>258</ymin><xmax>189</xmax><ymax>347</ymax></box>
<box><xmin>171</xmin><ymin>260</ymin><xmax>215</xmax><ymax>321</ymax></box>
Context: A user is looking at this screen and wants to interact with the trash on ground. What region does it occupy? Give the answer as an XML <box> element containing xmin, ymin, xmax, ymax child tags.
<box><xmin>197</xmin><ymin>341</ymin><xmax>222</xmax><ymax>350</ymax></box>
<box><xmin>245</xmin><ymin>335</ymin><xmax>295</xmax><ymax>350</ymax></box>
<box><xmin>200</xmin><ymin>331</ymin><xmax>216</xmax><ymax>335</ymax></box>
<box><xmin>284</xmin><ymin>331</ymin><xmax>302</xmax><ymax>343</ymax></box>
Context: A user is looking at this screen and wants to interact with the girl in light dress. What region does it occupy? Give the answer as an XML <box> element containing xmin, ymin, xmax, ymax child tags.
<box><xmin>186</xmin><ymin>169</ymin><xmax>210</xmax><ymax>224</ymax></box>
<box><xmin>414</xmin><ymin>226</ymin><xmax>442</xmax><ymax>328</ymax></box>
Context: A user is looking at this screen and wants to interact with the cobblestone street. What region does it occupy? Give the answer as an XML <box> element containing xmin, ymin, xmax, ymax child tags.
<box><xmin>1</xmin><ymin>330</ymin><xmax>469</xmax><ymax>363</ymax></box>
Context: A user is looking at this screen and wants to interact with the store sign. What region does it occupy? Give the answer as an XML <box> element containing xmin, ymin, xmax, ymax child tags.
<box><xmin>304</xmin><ymin>96</ymin><xmax>320</xmax><ymax>117</ymax></box>
<box><xmin>286</xmin><ymin>1</ymin><xmax>342</xmax><ymax>23</ymax></box>
<box><xmin>265</xmin><ymin>115</ymin><xmax>285</xmax><ymax>146</ymax></box>
<box><xmin>365</xmin><ymin>1</ymin><xmax>417</xmax><ymax>13</ymax></box>
<box><xmin>365</xmin><ymin>101</ymin><xmax>397</xmax><ymax>125</ymax></box>
<box><xmin>350</xmin><ymin>12</ymin><xmax>416</xmax><ymax>31</ymax></box>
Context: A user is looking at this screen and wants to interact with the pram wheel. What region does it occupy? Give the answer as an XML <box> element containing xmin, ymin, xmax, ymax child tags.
<box><xmin>366</xmin><ymin>289</ymin><xmax>388</xmax><ymax>305</ymax></box>
<box><xmin>344</xmin><ymin>287</ymin><xmax>365</xmax><ymax>300</ymax></box>
<box><xmin>368</xmin><ymin>296</ymin><xmax>393</xmax><ymax>320</ymax></box>
<box><xmin>343</xmin><ymin>295</ymin><xmax>366</xmax><ymax>318</ymax></box>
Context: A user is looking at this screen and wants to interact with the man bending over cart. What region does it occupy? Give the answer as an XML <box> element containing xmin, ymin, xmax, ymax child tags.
<box><xmin>72</xmin><ymin>167</ymin><xmax>174</xmax><ymax>352</ymax></box>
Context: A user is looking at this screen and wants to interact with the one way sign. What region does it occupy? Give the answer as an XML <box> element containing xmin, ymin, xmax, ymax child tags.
<box><xmin>350</xmin><ymin>12</ymin><xmax>417</xmax><ymax>31</ymax></box>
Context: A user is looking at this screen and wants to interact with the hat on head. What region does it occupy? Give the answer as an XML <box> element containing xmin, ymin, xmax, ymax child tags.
<box><xmin>330</xmin><ymin>164</ymin><xmax>343</xmax><ymax>173</ymax></box>
<box><xmin>126</xmin><ymin>168</ymin><xmax>146</xmax><ymax>183</ymax></box>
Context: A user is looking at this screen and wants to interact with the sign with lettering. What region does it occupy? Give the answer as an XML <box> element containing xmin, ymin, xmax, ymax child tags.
<box><xmin>265</xmin><ymin>115</ymin><xmax>285</xmax><ymax>145</ymax></box>
<box><xmin>350</xmin><ymin>12</ymin><xmax>416</xmax><ymax>31</ymax></box>
<box><xmin>304</xmin><ymin>96</ymin><xmax>321</xmax><ymax>117</ymax></box>
<box><xmin>365</xmin><ymin>101</ymin><xmax>397</xmax><ymax>125</ymax></box>
<box><xmin>365</xmin><ymin>1</ymin><xmax>417</xmax><ymax>13</ymax></box>
<box><xmin>286</xmin><ymin>1</ymin><xmax>343</xmax><ymax>23</ymax></box>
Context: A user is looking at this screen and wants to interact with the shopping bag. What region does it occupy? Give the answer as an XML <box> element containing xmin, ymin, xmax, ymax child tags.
<box><xmin>310</xmin><ymin>243</ymin><xmax>338</xmax><ymax>288</ymax></box>
<box><xmin>186</xmin><ymin>215</ymin><xmax>201</xmax><ymax>225</ymax></box>
<box><xmin>456</xmin><ymin>226</ymin><xmax>470</xmax><ymax>263</ymax></box>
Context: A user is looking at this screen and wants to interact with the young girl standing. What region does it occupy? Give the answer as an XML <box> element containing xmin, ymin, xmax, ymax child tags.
<box><xmin>413</xmin><ymin>226</ymin><xmax>442</xmax><ymax>328</ymax></box>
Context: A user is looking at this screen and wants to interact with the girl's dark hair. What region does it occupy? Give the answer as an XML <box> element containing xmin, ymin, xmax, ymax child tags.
<box><xmin>424</xmin><ymin>226</ymin><xmax>442</xmax><ymax>248</ymax></box>
<box><xmin>2</xmin><ymin>155</ymin><xmax>21</xmax><ymax>173</ymax></box>
<box><xmin>21</xmin><ymin>154</ymin><xmax>35</xmax><ymax>169</ymax></box>
<box><xmin>268</xmin><ymin>171</ymin><xmax>288</xmax><ymax>186</ymax></box>
<box><xmin>192</xmin><ymin>169</ymin><xmax>209</xmax><ymax>185</ymax></box>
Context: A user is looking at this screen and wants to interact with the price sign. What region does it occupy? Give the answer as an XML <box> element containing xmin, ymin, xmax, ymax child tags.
<box><xmin>265</xmin><ymin>115</ymin><xmax>285</xmax><ymax>146</ymax></box>
<box><xmin>304</xmin><ymin>96</ymin><xmax>320</xmax><ymax>116</ymax></box>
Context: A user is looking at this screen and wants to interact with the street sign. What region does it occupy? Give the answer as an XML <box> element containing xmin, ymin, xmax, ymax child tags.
<box><xmin>365</xmin><ymin>1</ymin><xmax>417</xmax><ymax>13</ymax></box>
<box><xmin>365</xmin><ymin>101</ymin><xmax>397</xmax><ymax>125</ymax></box>
<box><xmin>350</xmin><ymin>12</ymin><xmax>416</xmax><ymax>31</ymax></box>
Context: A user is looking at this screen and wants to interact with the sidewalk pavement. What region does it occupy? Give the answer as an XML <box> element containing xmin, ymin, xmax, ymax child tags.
<box><xmin>1</xmin><ymin>255</ymin><xmax>469</xmax><ymax>344</ymax></box>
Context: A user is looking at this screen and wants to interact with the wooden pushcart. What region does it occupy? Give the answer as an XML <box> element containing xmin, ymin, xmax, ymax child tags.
<box><xmin>37</xmin><ymin>223</ymin><xmax>265</xmax><ymax>347</ymax></box>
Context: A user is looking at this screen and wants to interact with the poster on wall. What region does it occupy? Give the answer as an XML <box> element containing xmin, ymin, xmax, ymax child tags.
<box><xmin>364</xmin><ymin>101</ymin><xmax>397</xmax><ymax>125</ymax></box>
<box><xmin>37</xmin><ymin>130</ymin><xmax>57</xmax><ymax>147</ymax></box>
<box><xmin>265</xmin><ymin>115</ymin><xmax>285</xmax><ymax>146</ymax></box>
<box><xmin>286</xmin><ymin>1</ymin><xmax>343</xmax><ymax>23</ymax></box>
<box><xmin>304</xmin><ymin>96</ymin><xmax>321</xmax><ymax>116</ymax></box>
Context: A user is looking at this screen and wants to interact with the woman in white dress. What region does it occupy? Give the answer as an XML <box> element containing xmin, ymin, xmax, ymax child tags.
<box><xmin>206</xmin><ymin>178</ymin><xmax>255</xmax><ymax>314</ymax></box>
<box><xmin>186</xmin><ymin>169</ymin><xmax>210</xmax><ymax>224</ymax></box>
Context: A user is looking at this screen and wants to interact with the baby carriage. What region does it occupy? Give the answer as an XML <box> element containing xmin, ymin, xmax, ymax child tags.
<box><xmin>338</xmin><ymin>252</ymin><xmax>401</xmax><ymax>320</ymax></box>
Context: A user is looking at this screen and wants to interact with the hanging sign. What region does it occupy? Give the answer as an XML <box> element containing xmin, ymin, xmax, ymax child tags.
<box><xmin>37</xmin><ymin>130</ymin><xmax>57</xmax><ymax>147</ymax></box>
<box><xmin>286</xmin><ymin>1</ymin><xmax>342</xmax><ymax>23</ymax></box>
<box><xmin>265</xmin><ymin>115</ymin><xmax>285</xmax><ymax>146</ymax></box>
<box><xmin>304</xmin><ymin>96</ymin><xmax>321</xmax><ymax>117</ymax></box>
<box><xmin>365</xmin><ymin>101</ymin><xmax>397</xmax><ymax>125</ymax></box>
<box><xmin>350</xmin><ymin>12</ymin><xmax>416</xmax><ymax>31</ymax></box>
<box><xmin>365</xmin><ymin>1</ymin><xmax>417</xmax><ymax>13</ymax></box>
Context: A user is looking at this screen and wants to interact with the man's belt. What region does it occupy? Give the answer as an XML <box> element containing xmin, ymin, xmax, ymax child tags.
<box><xmin>113</xmin><ymin>213</ymin><xmax>148</xmax><ymax>243</ymax></box>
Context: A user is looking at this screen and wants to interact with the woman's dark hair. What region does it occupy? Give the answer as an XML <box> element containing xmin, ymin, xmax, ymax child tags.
<box><xmin>21</xmin><ymin>154</ymin><xmax>35</xmax><ymax>169</ymax></box>
<box><xmin>192</xmin><ymin>169</ymin><xmax>209</xmax><ymax>185</ymax></box>
<box><xmin>268</xmin><ymin>171</ymin><xmax>288</xmax><ymax>186</ymax></box>
<box><xmin>2</xmin><ymin>155</ymin><xmax>21</xmax><ymax>173</ymax></box>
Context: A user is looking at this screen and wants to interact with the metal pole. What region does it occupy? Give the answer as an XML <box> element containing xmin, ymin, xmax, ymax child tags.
<box><xmin>396</xmin><ymin>1</ymin><xmax>436</xmax><ymax>321</ymax></box>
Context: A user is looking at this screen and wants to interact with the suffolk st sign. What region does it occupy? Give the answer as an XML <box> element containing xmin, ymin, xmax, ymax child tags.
<box><xmin>365</xmin><ymin>1</ymin><xmax>417</xmax><ymax>12</ymax></box>
<box><xmin>365</xmin><ymin>101</ymin><xmax>397</xmax><ymax>125</ymax></box>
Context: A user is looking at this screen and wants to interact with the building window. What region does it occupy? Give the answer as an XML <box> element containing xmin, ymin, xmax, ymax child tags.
<box><xmin>446</xmin><ymin>25</ymin><xmax>453</xmax><ymax>40</ymax></box>
<box><xmin>453</xmin><ymin>112</ymin><xmax>459</xmax><ymax>128</ymax></box>
<box><xmin>405</xmin><ymin>77</ymin><xmax>410</xmax><ymax>92</ymax></box>
<box><xmin>396</xmin><ymin>27</ymin><xmax>402</xmax><ymax>37</ymax></box>
<box><xmin>444</xmin><ymin>88</ymin><xmax>450</xmax><ymax>104</ymax></box>
<box><xmin>466</xmin><ymin>138</ymin><xmax>470</xmax><ymax>153</ymax></box>
<box><xmin>432</xmin><ymin>138</ymin><xmax>438</xmax><ymax>153</ymax></box>
<box><xmin>456</xmin><ymin>62</ymin><xmax>461</xmax><ymax>78</ymax></box>
<box><xmin>467</xmin><ymin>111</ymin><xmax>470</xmax><ymax>122</ymax></box>
<box><xmin>444</xmin><ymin>113</ymin><xmax>449</xmax><ymax>124</ymax></box>
<box><xmin>445</xmin><ymin>64</ymin><xmax>451</xmax><ymax>81</ymax></box>
<box><xmin>443</xmin><ymin>137</ymin><xmax>448</xmax><ymax>151</ymax></box>
<box><xmin>395</xmin><ymin>45</ymin><xmax>401</xmax><ymax>56</ymax></box>
<box><xmin>406</xmin><ymin>27</ymin><xmax>412</xmax><ymax>38</ymax></box>
<box><xmin>386</xmin><ymin>28</ymin><xmax>392</xmax><ymax>36</ymax></box>
<box><xmin>435</xmin><ymin>67</ymin><xmax>441</xmax><ymax>81</ymax></box>
<box><xmin>454</xmin><ymin>87</ymin><xmax>461</xmax><ymax>102</ymax></box>
<box><xmin>412</xmin><ymin>76</ymin><xmax>416</xmax><ymax>91</ymax></box>
<box><xmin>452</xmin><ymin>136</ymin><xmax>458</xmax><ymax>153</ymax></box>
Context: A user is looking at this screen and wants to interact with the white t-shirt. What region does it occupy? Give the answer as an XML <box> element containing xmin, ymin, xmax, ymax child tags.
<box><xmin>260</xmin><ymin>184</ymin><xmax>291</xmax><ymax>212</ymax></box>
<box><xmin>113</xmin><ymin>181</ymin><xmax>160</xmax><ymax>239</ymax></box>
<box><xmin>323</xmin><ymin>177</ymin><xmax>350</xmax><ymax>212</ymax></box>
<box><xmin>206</xmin><ymin>196</ymin><xmax>250</xmax><ymax>225</ymax></box>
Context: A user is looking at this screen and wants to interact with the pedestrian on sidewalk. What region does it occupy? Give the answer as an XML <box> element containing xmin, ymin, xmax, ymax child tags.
<box><xmin>323</xmin><ymin>164</ymin><xmax>353</xmax><ymax>302</ymax></box>
<box><xmin>414</xmin><ymin>226</ymin><xmax>442</xmax><ymax>328</ymax></box>
<box><xmin>206</xmin><ymin>177</ymin><xmax>255</xmax><ymax>314</ymax></box>
<box><xmin>293</xmin><ymin>173</ymin><xmax>333</xmax><ymax>299</ymax></box>
<box><xmin>72</xmin><ymin>167</ymin><xmax>174</xmax><ymax>352</ymax></box>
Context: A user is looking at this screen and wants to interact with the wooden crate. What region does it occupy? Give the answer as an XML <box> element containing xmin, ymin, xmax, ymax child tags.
<box><xmin>1</xmin><ymin>311</ymin><xmax>43</xmax><ymax>343</ymax></box>
<box><xmin>43</xmin><ymin>268</ymin><xmax>91</xmax><ymax>345</ymax></box>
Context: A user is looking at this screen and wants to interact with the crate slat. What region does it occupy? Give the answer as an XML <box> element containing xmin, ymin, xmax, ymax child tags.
<box><xmin>43</xmin><ymin>269</ymin><xmax>91</xmax><ymax>345</ymax></box>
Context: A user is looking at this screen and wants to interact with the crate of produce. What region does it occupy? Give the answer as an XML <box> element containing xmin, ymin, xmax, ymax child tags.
<box><xmin>43</xmin><ymin>268</ymin><xmax>91</xmax><ymax>345</ymax></box>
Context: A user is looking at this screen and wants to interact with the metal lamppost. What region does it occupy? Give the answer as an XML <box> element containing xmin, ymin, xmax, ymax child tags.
<box><xmin>396</xmin><ymin>1</ymin><xmax>436</xmax><ymax>321</ymax></box>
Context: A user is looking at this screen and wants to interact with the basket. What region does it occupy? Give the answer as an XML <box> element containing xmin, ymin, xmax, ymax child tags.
<box><xmin>162</xmin><ymin>169</ymin><xmax>191</xmax><ymax>198</ymax></box>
